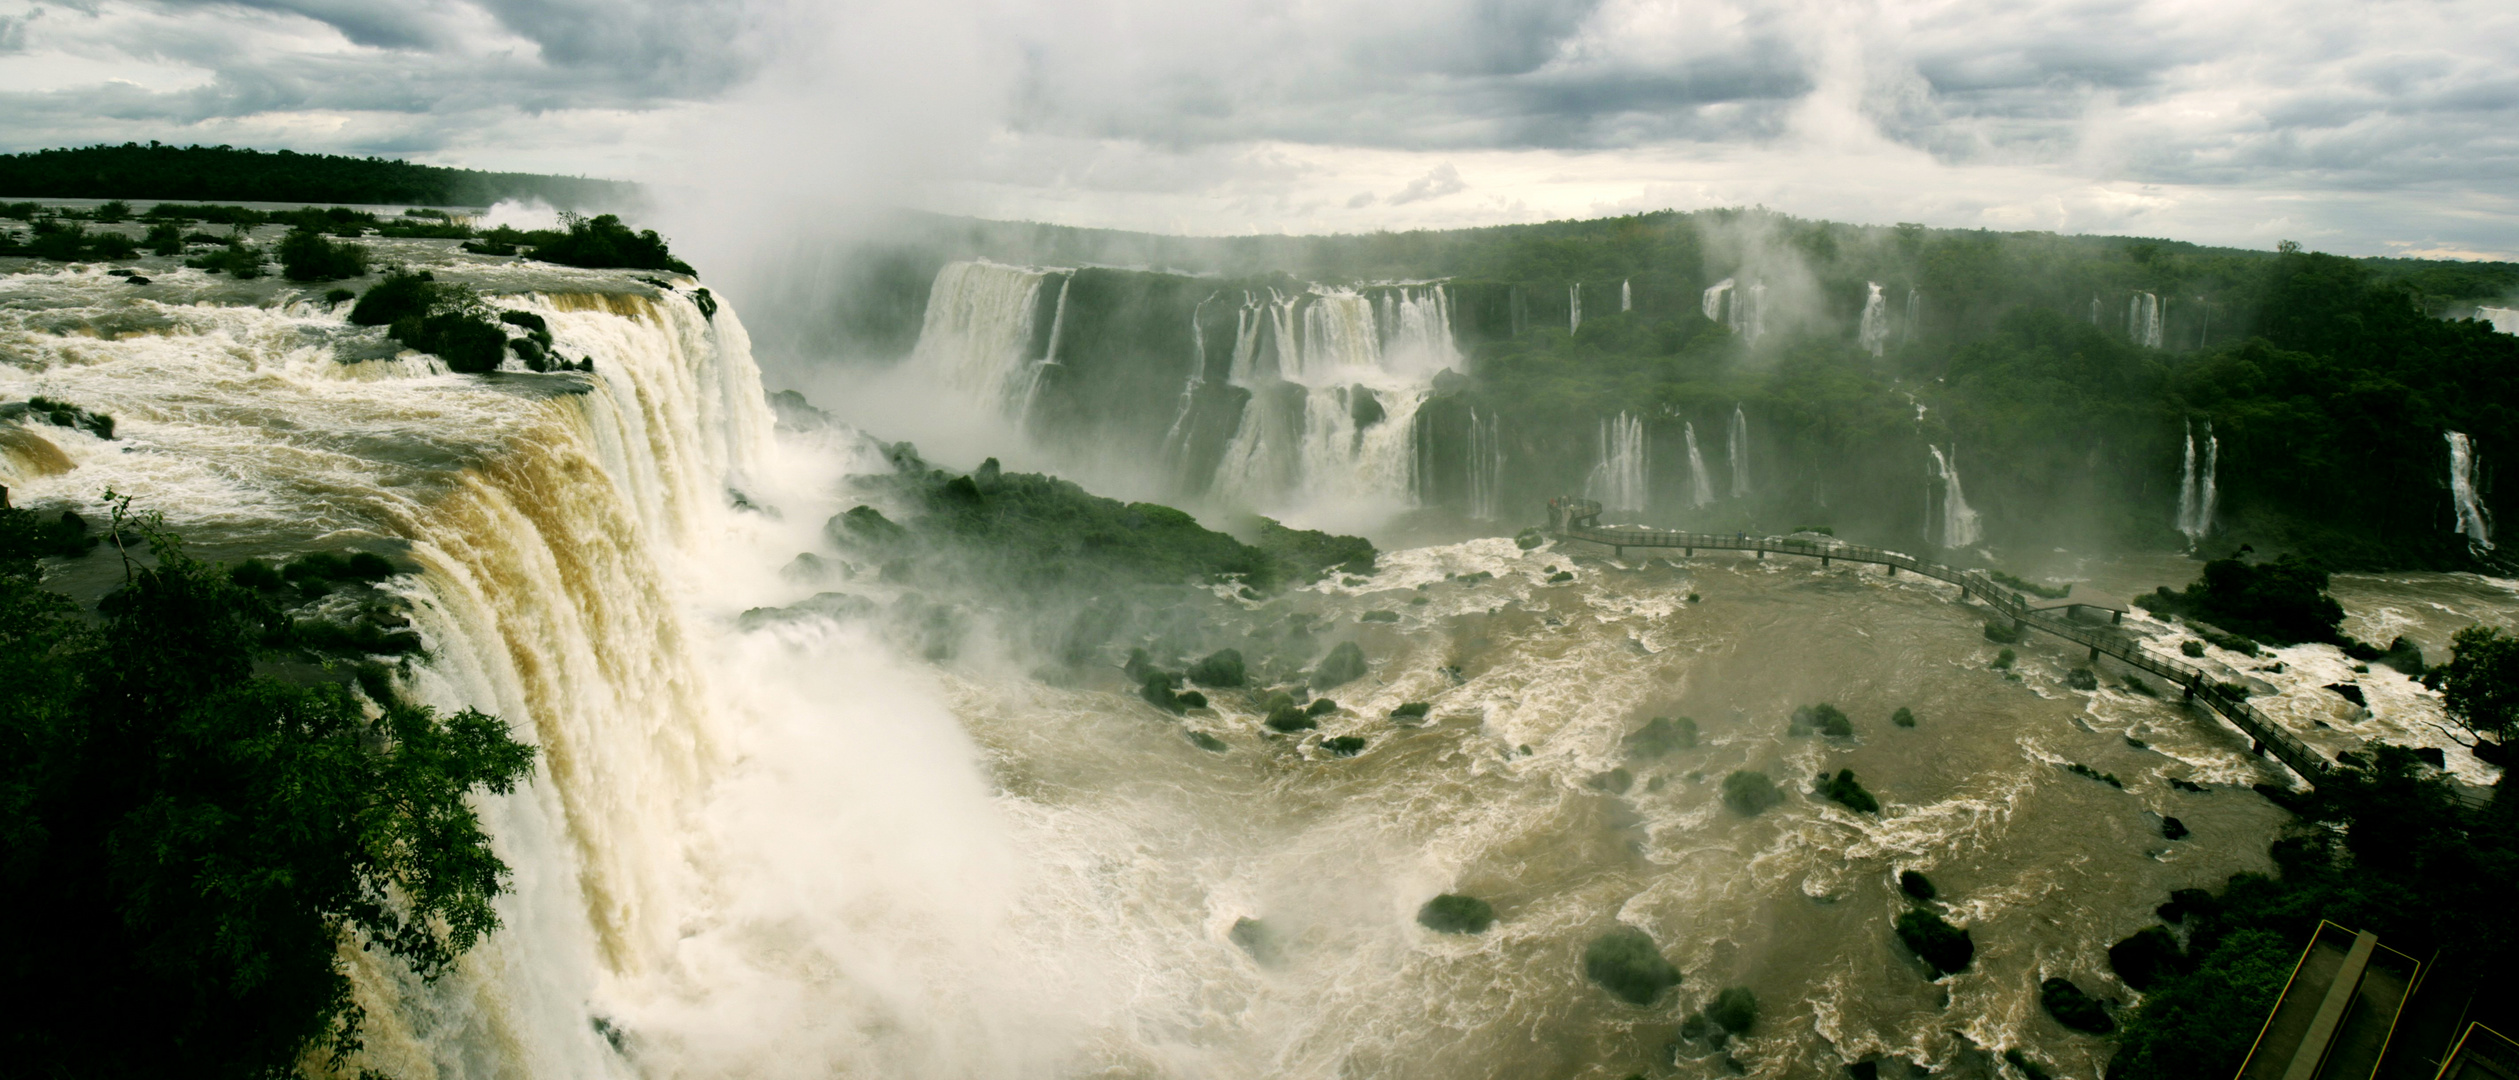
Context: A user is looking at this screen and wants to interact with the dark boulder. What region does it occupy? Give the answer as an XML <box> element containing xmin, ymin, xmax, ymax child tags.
<box><xmin>2039</xmin><ymin>977</ymin><xmax>2114</xmax><ymax>1034</ymax></box>
<box><xmin>1582</xmin><ymin>926</ymin><xmax>1682</xmax><ymax>1005</ymax></box>
<box><xmin>1188</xmin><ymin>648</ymin><xmax>1246</xmax><ymax>688</ymax></box>
<box><xmin>1416</xmin><ymin>894</ymin><xmax>1495</xmax><ymax>934</ymax></box>
<box><xmin>1898</xmin><ymin>870</ymin><xmax>1936</xmax><ymax>902</ymax></box>
<box><xmin>1706</xmin><ymin>986</ymin><xmax>1757</xmax><ymax>1035</ymax></box>
<box><xmin>1312</xmin><ymin>641</ymin><xmax>1368</xmax><ymax>689</ymax></box>
<box><xmin>1722</xmin><ymin>771</ymin><xmax>1783</xmax><ymax>817</ymax></box>
<box><xmin>2415</xmin><ymin>746</ymin><xmax>2447</xmax><ymax>770</ymax></box>
<box><xmin>1894</xmin><ymin>910</ymin><xmax>1974</xmax><ymax>977</ymax></box>
<box><xmin>1187</xmin><ymin>730</ymin><xmax>1229</xmax><ymax>753</ymax></box>
<box><xmin>2161</xmin><ymin>816</ymin><xmax>2189</xmax><ymax>840</ymax></box>
<box><xmin>2324</xmin><ymin>683</ymin><xmax>2367</xmax><ymax>707</ymax></box>
<box><xmin>1321</xmin><ymin>736</ymin><xmax>1367</xmax><ymax>756</ymax></box>
<box><xmin>2108</xmin><ymin>926</ymin><xmax>2184</xmax><ymax>990</ymax></box>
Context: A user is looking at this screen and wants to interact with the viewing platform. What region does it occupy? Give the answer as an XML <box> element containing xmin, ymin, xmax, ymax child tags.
<box><xmin>1545</xmin><ymin>497</ymin><xmax>2335</xmax><ymax>787</ymax></box>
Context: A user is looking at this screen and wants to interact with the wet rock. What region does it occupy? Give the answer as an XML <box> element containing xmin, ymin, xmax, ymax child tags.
<box><xmin>1306</xmin><ymin>697</ymin><xmax>1339</xmax><ymax>717</ymax></box>
<box><xmin>1721</xmin><ymin>771</ymin><xmax>1783</xmax><ymax>816</ymax></box>
<box><xmin>1311</xmin><ymin>641</ymin><xmax>1368</xmax><ymax>689</ymax></box>
<box><xmin>734</xmin><ymin>591</ymin><xmax>875</xmax><ymax>631</ymax></box>
<box><xmin>2167</xmin><ymin>777</ymin><xmax>2208</xmax><ymax>793</ymax></box>
<box><xmin>1186</xmin><ymin>730</ymin><xmax>1229</xmax><ymax>753</ymax></box>
<box><xmin>2161</xmin><ymin>816</ymin><xmax>2189</xmax><ymax>840</ymax></box>
<box><xmin>2324</xmin><ymin>683</ymin><xmax>2367</xmax><ymax>707</ymax></box>
<box><xmin>1545</xmin><ymin>570</ymin><xmax>1575</xmax><ymax>584</ymax></box>
<box><xmin>1583</xmin><ymin>926</ymin><xmax>1682</xmax><ymax>1005</ymax></box>
<box><xmin>1176</xmin><ymin>690</ymin><xmax>1208</xmax><ymax>709</ymax></box>
<box><xmin>1141</xmin><ymin>673</ymin><xmax>1188</xmax><ymax>715</ymax></box>
<box><xmin>1416</xmin><ymin>894</ymin><xmax>1495</xmax><ymax>934</ymax></box>
<box><xmin>2416</xmin><ymin>746</ymin><xmax>2447</xmax><ymax>770</ymax></box>
<box><xmin>2066</xmin><ymin>668</ymin><xmax>2099</xmax><ymax>691</ymax></box>
<box><xmin>1389</xmin><ymin>702</ymin><xmax>1431</xmax><ymax>723</ymax></box>
<box><xmin>1898</xmin><ymin>870</ymin><xmax>1936</xmax><ymax>902</ymax></box>
<box><xmin>1894</xmin><ymin>910</ymin><xmax>1974</xmax><ymax>977</ymax></box>
<box><xmin>1321</xmin><ymin>736</ymin><xmax>1367</xmax><ymax>756</ymax></box>
<box><xmin>2038</xmin><ymin>977</ymin><xmax>2114</xmax><ymax>1034</ymax></box>
<box><xmin>1360</xmin><ymin>609</ymin><xmax>1399</xmax><ymax>623</ymax></box>
<box><xmin>1264</xmin><ymin>704</ymin><xmax>1317</xmax><ymax>732</ymax></box>
<box><xmin>1187</xmin><ymin>648</ymin><xmax>1246</xmax><ymax>687</ymax></box>
<box><xmin>1707</xmin><ymin>986</ymin><xmax>1757</xmax><ymax>1035</ymax></box>
<box><xmin>1230</xmin><ymin>917</ymin><xmax>1281</xmax><ymax>965</ymax></box>
<box><xmin>2109</xmin><ymin>926</ymin><xmax>2185</xmax><ymax>990</ymax></box>
<box><xmin>1515</xmin><ymin>528</ymin><xmax>1546</xmax><ymax>550</ymax></box>
<box><xmin>1624</xmin><ymin>716</ymin><xmax>1696</xmax><ymax>757</ymax></box>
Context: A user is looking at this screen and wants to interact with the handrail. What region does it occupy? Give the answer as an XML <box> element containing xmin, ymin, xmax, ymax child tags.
<box><xmin>1546</xmin><ymin>498</ymin><xmax>2332</xmax><ymax>784</ymax></box>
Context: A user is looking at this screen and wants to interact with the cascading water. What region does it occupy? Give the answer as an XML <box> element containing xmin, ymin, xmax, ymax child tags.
<box><xmin>1742</xmin><ymin>281</ymin><xmax>1767</xmax><ymax>342</ymax></box>
<box><xmin>2175</xmin><ymin>420</ymin><xmax>2219</xmax><ymax>543</ymax></box>
<box><xmin>1569</xmin><ymin>283</ymin><xmax>1581</xmax><ymax>333</ymax></box>
<box><xmin>1620</xmin><ymin>279</ymin><xmax>1631</xmax><ymax>313</ymax></box>
<box><xmin>907</xmin><ymin>260</ymin><xmax>1060</xmax><ymax>421</ymax></box>
<box><xmin>2479</xmin><ymin>306</ymin><xmax>2519</xmax><ymax>335</ymax></box>
<box><xmin>2089</xmin><ymin>296</ymin><xmax>2101</xmax><ymax>325</ymax></box>
<box><xmin>1727</xmin><ymin>405</ymin><xmax>1751</xmax><ymax>498</ymax></box>
<box><xmin>1858</xmin><ymin>282</ymin><xmax>1889</xmax><ymax>357</ymax></box>
<box><xmin>1701</xmin><ymin>277</ymin><xmax>1733</xmax><ymax>323</ymax></box>
<box><xmin>1683</xmin><ymin>422</ymin><xmax>1713</xmax><ymax>508</ymax></box>
<box><xmin>1903</xmin><ymin>287</ymin><xmax>1919</xmax><ymax>344</ymax></box>
<box><xmin>2127</xmin><ymin>292</ymin><xmax>2164</xmax><ymax>348</ymax></box>
<box><xmin>1585</xmin><ymin>412</ymin><xmax>1648</xmax><ymax>514</ymax></box>
<box><xmin>1928</xmin><ymin>445</ymin><xmax>1982</xmax><ymax>548</ymax></box>
<box><xmin>1466</xmin><ymin>407</ymin><xmax>1503</xmax><ymax>520</ymax></box>
<box><xmin>2449</xmin><ymin>431</ymin><xmax>2494</xmax><ymax>551</ymax></box>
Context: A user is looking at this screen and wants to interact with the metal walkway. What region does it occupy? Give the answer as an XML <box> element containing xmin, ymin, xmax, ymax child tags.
<box><xmin>1547</xmin><ymin>498</ymin><xmax>2331</xmax><ymax>785</ymax></box>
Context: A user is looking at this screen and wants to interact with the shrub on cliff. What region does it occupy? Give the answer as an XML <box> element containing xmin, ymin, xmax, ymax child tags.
<box><xmin>528</xmin><ymin>213</ymin><xmax>695</xmax><ymax>274</ymax></box>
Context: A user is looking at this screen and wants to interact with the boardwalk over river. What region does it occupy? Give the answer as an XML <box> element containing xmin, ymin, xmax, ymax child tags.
<box><xmin>1547</xmin><ymin>498</ymin><xmax>2334</xmax><ymax>786</ymax></box>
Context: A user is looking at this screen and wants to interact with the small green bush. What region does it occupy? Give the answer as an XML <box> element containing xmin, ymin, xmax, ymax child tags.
<box><xmin>1264</xmin><ymin>704</ymin><xmax>1316</xmax><ymax>732</ymax></box>
<box><xmin>1187</xmin><ymin>648</ymin><xmax>1246</xmax><ymax>687</ymax></box>
<box><xmin>1984</xmin><ymin>621</ymin><xmax>2023</xmax><ymax>644</ymax></box>
<box><xmin>143</xmin><ymin>220</ymin><xmax>186</xmax><ymax>255</ymax></box>
<box><xmin>278</xmin><ymin>227</ymin><xmax>370</xmax><ymax>281</ymax></box>
<box><xmin>2108</xmin><ymin>926</ymin><xmax>2185</xmax><ymax>991</ymax></box>
<box><xmin>527</xmin><ymin>213</ymin><xmax>695</xmax><ymax>274</ymax></box>
<box><xmin>1891</xmin><ymin>706</ymin><xmax>1917</xmax><ymax>728</ymax></box>
<box><xmin>1582</xmin><ymin>926</ymin><xmax>1681</xmax><ymax>1005</ymax></box>
<box><xmin>1722</xmin><ymin>770</ymin><xmax>1783</xmax><ymax>816</ymax></box>
<box><xmin>1993</xmin><ymin>648</ymin><xmax>2016</xmax><ymax>670</ymax></box>
<box><xmin>1793</xmin><ymin>703</ymin><xmax>1854</xmax><ymax>737</ymax></box>
<box><xmin>1389</xmin><ymin>701</ymin><xmax>1431</xmax><ymax>721</ymax></box>
<box><xmin>1417</xmin><ymin>893</ymin><xmax>1495</xmax><ymax>933</ymax></box>
<box><xmin>2181</xmin><ymin>639</ymin><xmax>2207</xmax><ymax>657</ymax></box>
<box><xmin>183</xmin><ymin>239</ymin><xmax>266</xmax><ymax>278</ymax></box>
<box><xmin>1815</xmin><ymin>769</ymin><xmax>1879</xmax><ymax>813</ymax></box>
<box><xmin>1321</xmin><ymin>735</ymin><xmax>1366</xmax><ymax>756</ymax></box>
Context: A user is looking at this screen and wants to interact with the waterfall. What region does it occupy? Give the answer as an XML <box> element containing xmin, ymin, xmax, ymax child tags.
<box><xmin>1586</xmin><ymin>412</ymin><xmax>1648</xmax><ymax>514</ymax></box>
<box><xmin>1742</xmin><ymin>281</ymin><xmax>1767</xmax><ymax>342</ymax></box>
<box><xmin>1928</xmin><ymin>445</ymin><xmax>1982</xmax><ymax>548</ymax></box>
<box><xmin>2175</xmin><ymin>420</ymin><xmax>2219</xmax><ymax>542</ymax></box>
<box><xmin>1467</xmin><ymin>407</ymin><xmax>1503</xmax><ymax>520</ymax></box>
<box><xmin>1903</xmin><ymin>287</ymin><xmax>1919</xmax><ymax>344</ymax></box>
<box><xmin>2449</xmin><ymin>431</ymin><xmax>2494</xmax><ymax>550</ymax></box>
<box><xmin>1728</xmin><ymin>405</ymin><xmax>1751</xmax><ymax>498</ymax></box>
<box><xmin>1569</xmin><ymin>283</ymin><xmax>1582</xmax><ymax>333</ymax></box>
<box><xmin>1621</xmin><ymin>279</ymin><xmax>1632</xmax><ymax>313</ymax></box>
<box><xmin>1158</xmin><ymin>293</ymin><xmax>1222</xmax><ymax>488</ymax></box>
<box><xmin>2089</xmin><ymin>296</ymin><xmax>2101</xmax><ymax>325</ymax></box>
<box><xmin>1210</xmin><ymin>284</ymin><xmax>1454</xmax><ymax>518</ymax></box>
<box><xmin>2127</xmin><ymin>292</ymin><xmax>2163</xmax><ymax>348</ymax></box>
<box><xmin>1859</xmin><ymin>282</ymin><xmax>1889</xmax><ymax>357</ymax></box>
<box><xmin>1702</xmin><ymin>278</ymin><xmax>1734</xmax><ymax>323</ymax></box>
<box><xmin>2478</xmin><ymin>306</ymin><xmax>2519</xmax><ymax>335</ymax></box>
<box><xmin>907</xmin><ymin>260</ymin><xmax>1057</xmax><ymax>421</ymax></box>
<box><xmin>1683</xmin><ymin>422</ymin><xmax>1713</xmax><ymax>508</ymax></box>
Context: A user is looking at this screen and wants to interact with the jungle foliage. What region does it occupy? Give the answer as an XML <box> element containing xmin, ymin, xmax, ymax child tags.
<box><xmin>0</xmin><ymin>503</ymin><xmax>535</xmax><ymax>1079</ymax></box>
<box><xmin>0</xmin><ymin>142</ymin><xmax>634</xmax><ymax>207</ymax></box>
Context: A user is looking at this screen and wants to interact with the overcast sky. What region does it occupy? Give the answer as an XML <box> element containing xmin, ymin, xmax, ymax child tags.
<box><xmin>2</xmin><ymin>0</ymin><xmax>2514</xmax><ymax>256</ymax></box>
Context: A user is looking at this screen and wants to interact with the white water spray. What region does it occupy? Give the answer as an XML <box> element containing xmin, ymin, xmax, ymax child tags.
<box><xmin>1586</xmin><ymin>412</ymin><xmax>1648</xmax><ymax>514</ymax></box>
<box><xmin>907</xmin><ymin>260</ymin><xmax>1058</xmax><ymax>422</ymax></box>
<box><xmin>1728</xmin><ymin>405</ymin><xmax>1751</xmax><ymax>498</ymax></box>
<box><xmin>1928</xmin><ymin>445</ymin><xmax>1982</xmax><ymax>548</ymax></box>
<box><xmin>1569</xmin><ymin>283</ymin><xmax>1581</xmax><ymax>334</ymax></box>
<box><xmin>2450</xmin><ymin>431</ymin><xmax>2493</xmax><ymax>550</ymax></box>
<box><xmin>2478</xmin><ymin>307</ymin><xmax>2519</xmax><ymax>335</ymax></box>
<box><xmin>2175</xmin><ymin>420</ymin><xmax>2219</xmax><ymax>543</ymax></box>
<box><xmin>1620</xmin><ymin>279</ymin><xmax>1631</xmax><ymax>313</ymax></box>
<box><xmin>1702</xmin><ymin>278</ymin><xmax>1733</xmax><ymax>324</ymax></box>
<box><xmin>1859</xmin><ymin>282</ymin><xmax>1889</xmax><ymax>357</ymax></box>
<box><xmin>1683</xmin><ymin>422</ymin><xmax>1713</xmax><ymax>508</ymax></box>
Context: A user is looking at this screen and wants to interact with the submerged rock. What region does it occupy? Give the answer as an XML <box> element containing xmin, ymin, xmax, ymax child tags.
<box><xmin>1588</xmin><ymin>768</ymin><xmax>1634</xmax><ymax>794</ymax></box>
<box><xmin>1583</xmin><ymin>926</ymin><xmax>1682</xmax><ymax>1005</ymax></box>
<box><xmin>1186</xmin><ymin>730</ymin><xmax>1229</xmax><ymax>753</ymax></box>
<box><xmin>1721</xmin><ymin>771</ymin><xmax>1783</xmax><ymax>816</ymax></box>
<box><xmin>1230</xmin><ymin>917</ymin><xmax>1281</xmax><ymax>965</ymax></box>
<box><xmin>1624</xmin><ymin>716</ymin><xmax>1696</xmax><ymax>757</ymax></box>
<box><xmin>1416</xmin><ymin>894</ymin><xmax>1495</xmax><ymax>934</ymax></box>
<box><xmin>1187</xmin><ymin>648</ymin><xmax>1246</xmax><ymax>688</ymax></box>
<box><xmin>2039</xmin><ymin>977</ymin><xmax>2114</xmax><ymax>1033</ymax></box>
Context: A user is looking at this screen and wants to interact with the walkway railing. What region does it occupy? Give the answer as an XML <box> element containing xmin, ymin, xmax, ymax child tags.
<box><xmin>1549</xmin><ymin>499</ymin><xmax>2332</xmax><ymax>784</ymax></box>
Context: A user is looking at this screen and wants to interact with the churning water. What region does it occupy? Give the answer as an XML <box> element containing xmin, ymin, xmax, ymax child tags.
<box><xmin>4</xmin><ymin>253</ymin><xmax>2508</xmax><ymax>1079</ymax></box>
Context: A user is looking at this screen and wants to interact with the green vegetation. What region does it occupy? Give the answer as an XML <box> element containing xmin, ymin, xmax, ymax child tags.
<box><xmin>2109</xmin><ymin>743</ymin><xmax>2519</xmax><ymax>1078</ymax></box>
<box><xmin>526</xmin><ymin>213</ymin><xmax>694</xmax><ymax>274</ymax></box>
<box><xmin>0</xmin><ymin>502</ymin><xmax>534</xmax><ymax>1077</ymax></box>
<box><xmin>1815</xmin><ymin>768</ymin><xmax>1880</xmax><ymax>813</ymax></box>
<box><xmin>183</xmin><ymin>237</ymin><xmax>267</xmax><ymax>278</ymax></box>
<box><xmin>277</xmin><ymin>227</ymin><xmax>370</xmax><ymax>281</ymax></box>
<box><xmin>1187</xmin><ymin>648</ymin><xmax>1246</xmax><ymax>687</ymax></box>
<box><xmin>1983</xmin><ymin>621</ymin><xmax>2023</xmax><ymax>644</ymax></box>
<box><xmin>1705</xmin><ymin>986</ymin><xmax>1758</xmax><ymax>1035</ymax></box>
<box><xmin>1320</xmin><ymin>735</ymin><xmax>1366</xmax><ymax>756</ymax></box>
<box><xmin>345</xmin><ymin>271</ymin><xmax>525</xmax><ymax>375</ymax></box>
<box><xmin>1722</xmin><ymin>770</ymin><xmax>1784</xmax><ymax>816</ymax></box>
<box><xmin>1891</xmin><ymin>706</ymin><xmax>1917</xmax><ymax>728</ymax></box>
<box><xmin>2039</xmin><ymin>977</ymin><xmax>2114</xmax><ymax>1033</ymax></box>
<box><xmin>1993</xmin><ymin>647</ymin><xmax>2017</xmax><ymax>670</ymax></box>
<box><xmin>0</xmin><ymin>142</ymin><xmax>634</xmax><ymax>206</ymax></box>
<box><xmin>2181</xmin><ymin>640</ymin><xmax>2207</xmax><ymax>657</ymax></box>
<box><xmin>1792</xmin><ymin>702</ymin><xmax>1854</xmax><ymax>737</ymax></box>
<box><xmin>1389</xmin><ymin>701</ymin><xmax>1431</xmax><ymax>721</ymax></box>
<box><xmin>2139</xmin><ymin>554</ymin><xmax>2345</xmax><ymax>645</ymax></box>
<box><xmin>2427</xmin><ymin>625</ymin><xmax>2519</xmax><ymax>748</ymax></box>
<box><xmin>2107</xmin><ymin>925</ymin><xmax>2184</xmax><ymax>990</ymax></box>
<box><xmin>1416</xmin><ymin>893</ymin><xmax>1496</xmax><ymax>934</ymax></box>
<box><xmin>1894</xmin><ymin>909</ymin><xmax>1976</xmax><ymax>977</ymax></box>
<box><xmin>1582</xmin><ymin>925</ymin><xmax>1682</xmax><ymax>1005</ymax></box>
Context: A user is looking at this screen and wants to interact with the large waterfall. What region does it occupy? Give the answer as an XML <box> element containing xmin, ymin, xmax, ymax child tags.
<box><xmin>1928</xmin><ymin>445</ymin><xmax>1982</xmax><ymax>548</ymax></box>
<box><xmin>1683</xmin><ymin>422</ymin><xmax>1713</xmax><ymax>508</ymax></box>
<box><xmin>906</xmin><ymin>260</ymin><xmax>1064</xmax><ymax>422</ymax></box>
<box><xmin>1859</xmin><ymin>282</ymin><xmax>1889</xmax><ymax>357</ymax></box>
<box><xmin>2127</xmin><ymin>292</ymin><xmax>2164</xmax><ymax>348</ymax></box>
<box><xmin>2479</xmin><ymin>306</ymin><xmax>2519</xmax><ymax>335</ymax></box>
<box><xmin>1586</xmin><ymin>412</ymin><xmax>1648</xmax><ymax>514</ymax></box>
<box><xmin>2176</xmin><ymin>420</ymin><xmax>2219</xmax><ymax>543</ymax></box>
<box><xmin>1727</xmin><ymin>405</ymin><xmax>1751</xmax><ymax>498</ymax></box>
<box><xmin>1210</xmin><ymin>284</ymin><xmax>1453</xmax><ymax>519</ymax></box>
<box><xmin>2449</xmin><ymin>430</ymin><xmax>2494</xmax><ymax>550</ymax></box>
<box><xmin>1701</xmin><ymin>278</ymin><xmax>1732</xmax><ymax>323</ymax></box>
<box><xmin>1569</xmin><ymin>283</ymin><xmax>1581</xmax><ymax>333</ymax></box>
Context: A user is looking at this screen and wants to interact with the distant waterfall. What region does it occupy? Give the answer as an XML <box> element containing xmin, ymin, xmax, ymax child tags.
<box><xmin>906</xmin><ymin>260</ymin><xmax>1059</xmax><ymax>421</ymax></box>
<box><xmin>1903</xmin><ymin>288</ymin><xmax>1919</xmax><ymax>344</ymax></box>
<box><xmin>1742</xmin><ymin>281</ymin><xmax>1767</xmax><ymax>342</ymax></box>
<box><xmin>1586</xmin><ymin>412</ymin><xmax>1648</xmax><ymax>514</ymax></box>
<box><xmin>1211</xmin><ymin>284</ymin><xmax>1456</xmax><ymax>516</ymax></box>
<box><xmin>2175</xmin><ymin>420</ymin><xmax>2219</xmax><ymax>543</ymax></box>
<box><xmin>2478</xmin><ymin>306</ymin><xmax>2519</xmax><ymax>335</ymax></box>
<box><xmin>1683</xmin><ymin>423</ymin><xmax>1714</xmax><ymax>508</ymax></box>
<box><xmin>1859</xmin><ymin>282</ymin><xmax>1889</xmax><ymax>357</ymax></box>
<box><xmin>1928</xmin><ymin>445</ymin><xmax>1982</xmax><ymax>548</ymax></box>
<box><xmin>2089</xmin><ymin>296</ymin><xmax>2101</xmax><ymax>324</ymax></box>
<box><xmin>1569</xmin><ymin>283</ymin><xmax>1582</xmax><ymax>333</ymax></box>
<box><xmin>1621</xmin><ymin>279</ymin><xmax>1632</xmax><ymax>313</ymax></box>
<box><xmin>1727</xmin><ymin>405</ymin><xmax>1751</xmax><ymax>498</ymax></box>
<box><xmin>1467</xmin><ymin>407</ymin><xmax>1503</xmax><ymax>520</ymax></box>
<box><xmin>1702</xmin><ymin>278</ymin><xmax>1734</xmax><ymax>323</ymax></box>
<box><xmin>2449</xmin><ymin>431</ymin><xmax>2493</xmax><ymax>551</ymax></box>
<box><xmin>2128</xmin><ymin>292</ymin><xmax>2164</xmax><ymax>348</ymax></box>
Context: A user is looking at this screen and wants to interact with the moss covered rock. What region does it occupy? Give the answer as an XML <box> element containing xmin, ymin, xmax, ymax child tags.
<box><xmin>2039</xmin><ymin>977</ymin><xmax>2114</xmax><ymax>1033</ymax></box>
<box><xmin>1721</xmin><ymin>770</ymin><xmax>1783</xmax><ymax>817</ymax></box>
<box><xmin>1187</xmin><ymin>648</ymin><xmax>1246</xmax><ymax>687</ymax></box>
<box><xmin>1312</xmin><ymin>641</ymin><xmax>1368</xmax><ymax>689</ymax></box>
<box><xmin>1624</xmin><ymin>716</ymin><xmax>1696</xmax><ymax>757</ymax></box>
<box><xmin>1416</xmin><ymin>894</ymin><xmax>1495</xmax><ymax>934</ymax></box>
<box><xmin>1583</xmin><ymin>926</ymin><xmax>1681</xmax><ymax>1005</ymax></box>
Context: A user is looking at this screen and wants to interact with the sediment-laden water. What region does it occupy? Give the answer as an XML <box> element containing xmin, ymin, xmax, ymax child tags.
<box><xmin>3</xmin><ymin>256</ymin><xmax>2505</xmax><ymax>1078</ymax></box>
